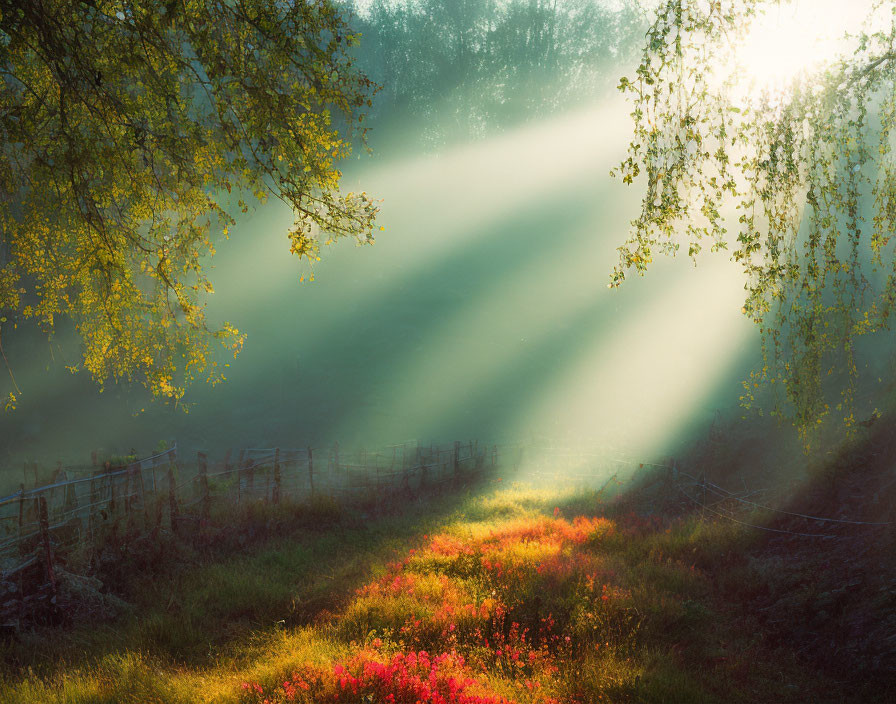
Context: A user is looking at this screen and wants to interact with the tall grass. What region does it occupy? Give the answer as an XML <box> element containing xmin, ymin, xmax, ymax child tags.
<box><xmin>0</xmin><ymin>480</ymin><xmax>886</xmax><ymax>704</ymax></box>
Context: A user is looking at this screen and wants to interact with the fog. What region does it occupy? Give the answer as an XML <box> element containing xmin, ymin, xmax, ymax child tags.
<box><xmin>0</xmin><ymin>0</ymin><xmax>864</xmax><ymax>484</ymax></box>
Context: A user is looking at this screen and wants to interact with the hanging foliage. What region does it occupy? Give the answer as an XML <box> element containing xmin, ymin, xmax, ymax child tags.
<box><xmin>0</xmin><ymin>0</ymin><xmax>379</xmax><ymax>409</ymax></box>
<box><xmin>612</xmin><ymin>0</ymin><xmax>896</xmax><ymax>441</ymax></box>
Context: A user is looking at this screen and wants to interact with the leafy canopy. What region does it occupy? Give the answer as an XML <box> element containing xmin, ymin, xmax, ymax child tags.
<box><xmin>613</xmin><ymin>0</ymin><xmax>896</xmax><ymax>440</ymax></box>
<box><xmin>0</xmin><ymin>0</ymin><xmax>379</xmax><ymax>409</ymax></box>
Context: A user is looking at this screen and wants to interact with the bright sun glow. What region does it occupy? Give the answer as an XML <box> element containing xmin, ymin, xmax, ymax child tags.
<box><xmin>736</xmin><ymin>0</ymin><xmax>886</xmax><ymax>98</ymax></box>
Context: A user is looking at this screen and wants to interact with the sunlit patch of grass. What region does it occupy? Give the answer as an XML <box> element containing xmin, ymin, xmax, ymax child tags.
<box><xmin>0</xmin><ymin>481</ymin><xmax>880</xmax><ymax>704</ymax></box>
<box><xmin>457</xmin><ymin>483</ymin><xmax>583</xmax><ymax>522</ymax></box>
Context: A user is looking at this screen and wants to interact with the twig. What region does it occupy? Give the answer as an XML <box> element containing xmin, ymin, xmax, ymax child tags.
<box><xmin>0</xmin><ymin>328</ymin><xmax>21</xmax><ymax>397</ymax></box>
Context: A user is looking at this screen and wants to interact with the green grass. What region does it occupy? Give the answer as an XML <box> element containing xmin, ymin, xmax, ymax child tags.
<box><xmin>0</xmin><ymin>480</ymin><xmax>890</xmax><ymax>704</ymax></box>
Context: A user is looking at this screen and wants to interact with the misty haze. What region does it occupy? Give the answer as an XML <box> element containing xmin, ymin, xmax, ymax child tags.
<box><xmin>0</xmin><ymin>1</ymin><xmax>893</xmax><ymax>702</ymax></box>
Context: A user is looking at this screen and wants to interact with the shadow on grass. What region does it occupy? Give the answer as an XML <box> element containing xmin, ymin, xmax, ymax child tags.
<box><xmin>2</xmin><ymin>417</ymin><xmax>893</xmax><ymax>704</ymax></box>
<box><xmin>0</xmin><ymin>472</ymin><xmax>499</xmax><ymax>674</ymax></box>
<box><xmin>534</xmin><ymin>412</ymin><xmax>896</xmax><ymax>702</ymax></box>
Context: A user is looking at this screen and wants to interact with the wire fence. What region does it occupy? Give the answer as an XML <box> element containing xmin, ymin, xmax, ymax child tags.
<box><xmin>509</xmin><ymin>444</ymin><xmax>892</xmax><ymax>539</ymax></box>
<box><xmin>0</xmin><ymin>439</ymin><xmax>889</xmax><ymax>628</ymax></box>
<box><xmin>0</xmin><ymin>439</ymin><xmax>524</xmax><ymax>626</ymax></box>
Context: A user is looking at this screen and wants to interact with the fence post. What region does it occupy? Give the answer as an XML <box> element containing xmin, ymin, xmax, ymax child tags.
<box><xmin>168</xmin><ymin>465</ymin><xmax>179</xmax><ymax>534</ymax></box>
<box><xmin>218</xmin><ymin>448</ymin><xmax>229</xmax><ymax>502</ymax></box>
<box><xmin>123</xmin><ymin>464</ymin><xmax>132</xmax><ymax>519</ymax></box>
<box><xmin>308</xmin><ymin>447</ymin><xmax>314</xmax><ymax>498</ymax></box>
<box><xmin>334</xmin><ymin>442</ymin><xmax>340</xmax><ymax>499</ymax></box>
<box><xmin>107</xmin><ymin>464</ymin><xmax>117</xmax><ymax>522</ymax></box>
<box><xmin>37</xmin><ymin>496</ymin><xmax>57</xmax><ymax>598</ymax></box>
<box><xmin>125</xmin><ymin>463</ymin><xmax>138</xmax><ymax>536</ymax></box>
<box><xmin>17</xmin><ymin>484</ymin><xmax>24</xmax><ymax>556</ymax></box>
<box><xmin>149</xmin><ymin>458</ymin><xmax>157</xmax><ymax>496</ymax></box>
<box><xmin>153</xmin><ymin>481</ymin><xmax>163</xmax><ymax>536</ymax></box>
<box><xmin>272</xmin><ymin>448</ymin><xmax>281</xmax><ymax>504</ymax></box>
<box><xmin>453</xmin><ymin>441</ymin><xmax>460</xmax><ymax>486</ymax></box>
<box><xmin>363</xmin><ymin>449</ymin><xmax>371</xmax><ymax>507</ymax></box>
<box><xmin>702</xmin><ymin>473</ymin><xmax>707</xmax><ymax>520</ymax></box>
<box><xmin>136</xmin><ymin>462</ymin><xmax>148</xmax><ymax>529</ymax></box>
<box><xmin>413</xmin><ymin>445</ymin><xmax>422</xmax><ymax>495</ymax></box>
<box><xmin>198</xmin><ymin>451</ymin><xmax>210</xmax><ymax>521</ymax></box>
<box><xmin>223</xmin><ymin>448</ymin><xmax>232</xmax><ymax>476</ymax></box>
<box><xmin>236</xmin><ymin>450</ymin><xmax>245</xmax><ymax>504</ymax></box>
<box><xmin>375</xmin><ymin>462</ymin><xmax>381</xmax><ymax>513</ymax></box>
<box><xmin>63</xmin><ymin>469</ymin><xmax>79</xmax><ymax>515</ymax></box>
<box><xmin>246</xmin><ymin>458</ymin><xmax>255</xmax><ymax>499</ymax></box>
<box><xmin>88</xmin><ymin>471</ymin><xmax>97</xmax><ymax>548</ymax></box>
<box><xmin>264</xmin><ymin>455</ymin><xmax>271</xmax><ymax>502</ymax></box>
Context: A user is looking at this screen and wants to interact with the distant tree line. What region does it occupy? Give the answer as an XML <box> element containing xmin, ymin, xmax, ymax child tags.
<box><xmin>346</xmin><ymin>0</ymin><xmax>644</xmax><ymax>147</ymax></box>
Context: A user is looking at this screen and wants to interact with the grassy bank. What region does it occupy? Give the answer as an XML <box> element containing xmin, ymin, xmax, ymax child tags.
<box><xmin>0</xmin><ymin>472</ymin><xmax>891</xmax><ymax>703</ymax></box>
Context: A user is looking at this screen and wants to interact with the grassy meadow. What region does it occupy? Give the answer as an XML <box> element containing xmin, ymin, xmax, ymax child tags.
<box><xmin>2</xmin><ymin>459</ymin><xmax>891</xmax><ymax>704</ymax></box>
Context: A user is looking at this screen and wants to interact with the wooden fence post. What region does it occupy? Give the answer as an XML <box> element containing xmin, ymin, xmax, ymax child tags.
<box><xmin>198</xmin><ymin>451</ymin><xmax>210</xmax><ymax>521</ymax></box>
<box><xmin>63</xmin><ymin>470</ymin><xmax>79</xmax><ymax>515</ymax></box>
<box><xmin>37</xmin><ymin>496</ymin><xmax>57</xmax><ymax>598</ymax></box>
<box><xmin>16</xmin><ymin>487</ymin><xmax>24</xmax><ymax>629</ymax></box>
<box><xmin>150</xmin><ymin>459</ymin><xmax>157</xmax><ymax>496</ymax></box>
<box><xmin>264</xmin><ymin>456</ymin><xmax>271</xmax><ymax>502</ymax></box>
<box><xmin>453</xmin><ymin>441</ymin><xmax>460</xmax><ymax>486</ymax></box>
<box><xmin>702</xmin><ymin>473</ymin><xmax>707</xmax><ymax>520</ymax></box>
<box><xmin>272</xmin><ymin>448</ymin><xmax>281</xmax><ymax>504</ymax></box>
<box><xmin>236</xmin><ymin>450</ymin><xmax>245</xmax><ymax>504</ymax></box>
<box><xmin>136</xmin><ymin>462</ymin><xmax>148</xmax><ymax>529</ymax></box>
<box><xmin>123</xmin><ymin>464</ymin><xmax>132</xmax><ymax>518</ymax></box>
<box><xmin>168</xmin><ymin>465</ymin><xmax>179</xmax><ymax>534</ymax></box>
<box><xmin>246</xmin><ymin>458</ymin><xmax>255</xmax><ymax>499</ymax></box>
<box><xmin>17</xmin><ymin>484</ymin><xmax>24</xmax><ymax>556</ymax></box>
<box><xmin>334</xmin><ymin>442</ymin><xmax>340</xmax><ymax>499</ymax></box>
<box><xmin>374</xmin><ymin>457</ymin><xmax>381</xmax><ymax>513</ymax></box>
<box><xmin>88</xmin><ymin>471</ymin><xmax>98</xmax><ymax>548</ymax></box>
<box><xmin>363</xmin><ymin>450</ymin><xmax>371</xmax><ymax>507</ymax></box>
<box><xmin>125</xmin><ymin>464</ymin><xmax>138</xmax><ymax>536</ymax></box>
<box><xmin>415</xmin><ymin>444</ymin><xmax>422</xmax><ymax>492</ymax></box>
<box><xmin>308</xmin><ymin>447</ymin><xmax>314</xmax><ymax>498</ymax></box>
<box><xmin>107</xmin><ymin>465</ymin><xmax>117</xmax><ymax>522</ymax></box>
<box><xmin>237</xmin><ymin>456</ymin><xmax>242</xmax><ymax>504</ymax></box>
<box><xmin>153</xmin><ymin>483</ymin><xmax>163</xmax><ymax>536</ymax></box>
<box><xmin>220</xmin><ymin>449</ymin><xmax>230</xmax><ymax>502</ymax></box>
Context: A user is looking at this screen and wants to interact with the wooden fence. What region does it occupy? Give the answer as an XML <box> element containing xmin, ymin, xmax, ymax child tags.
<box><xmin>2</xmin><ymin>438</ymin><xmax>879</xmax><ymax>630</ymax></box>
<box><xmin>0</xmin><ymin>440</ymin><xmax>519</xmax><ymax>627</ymax></box>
